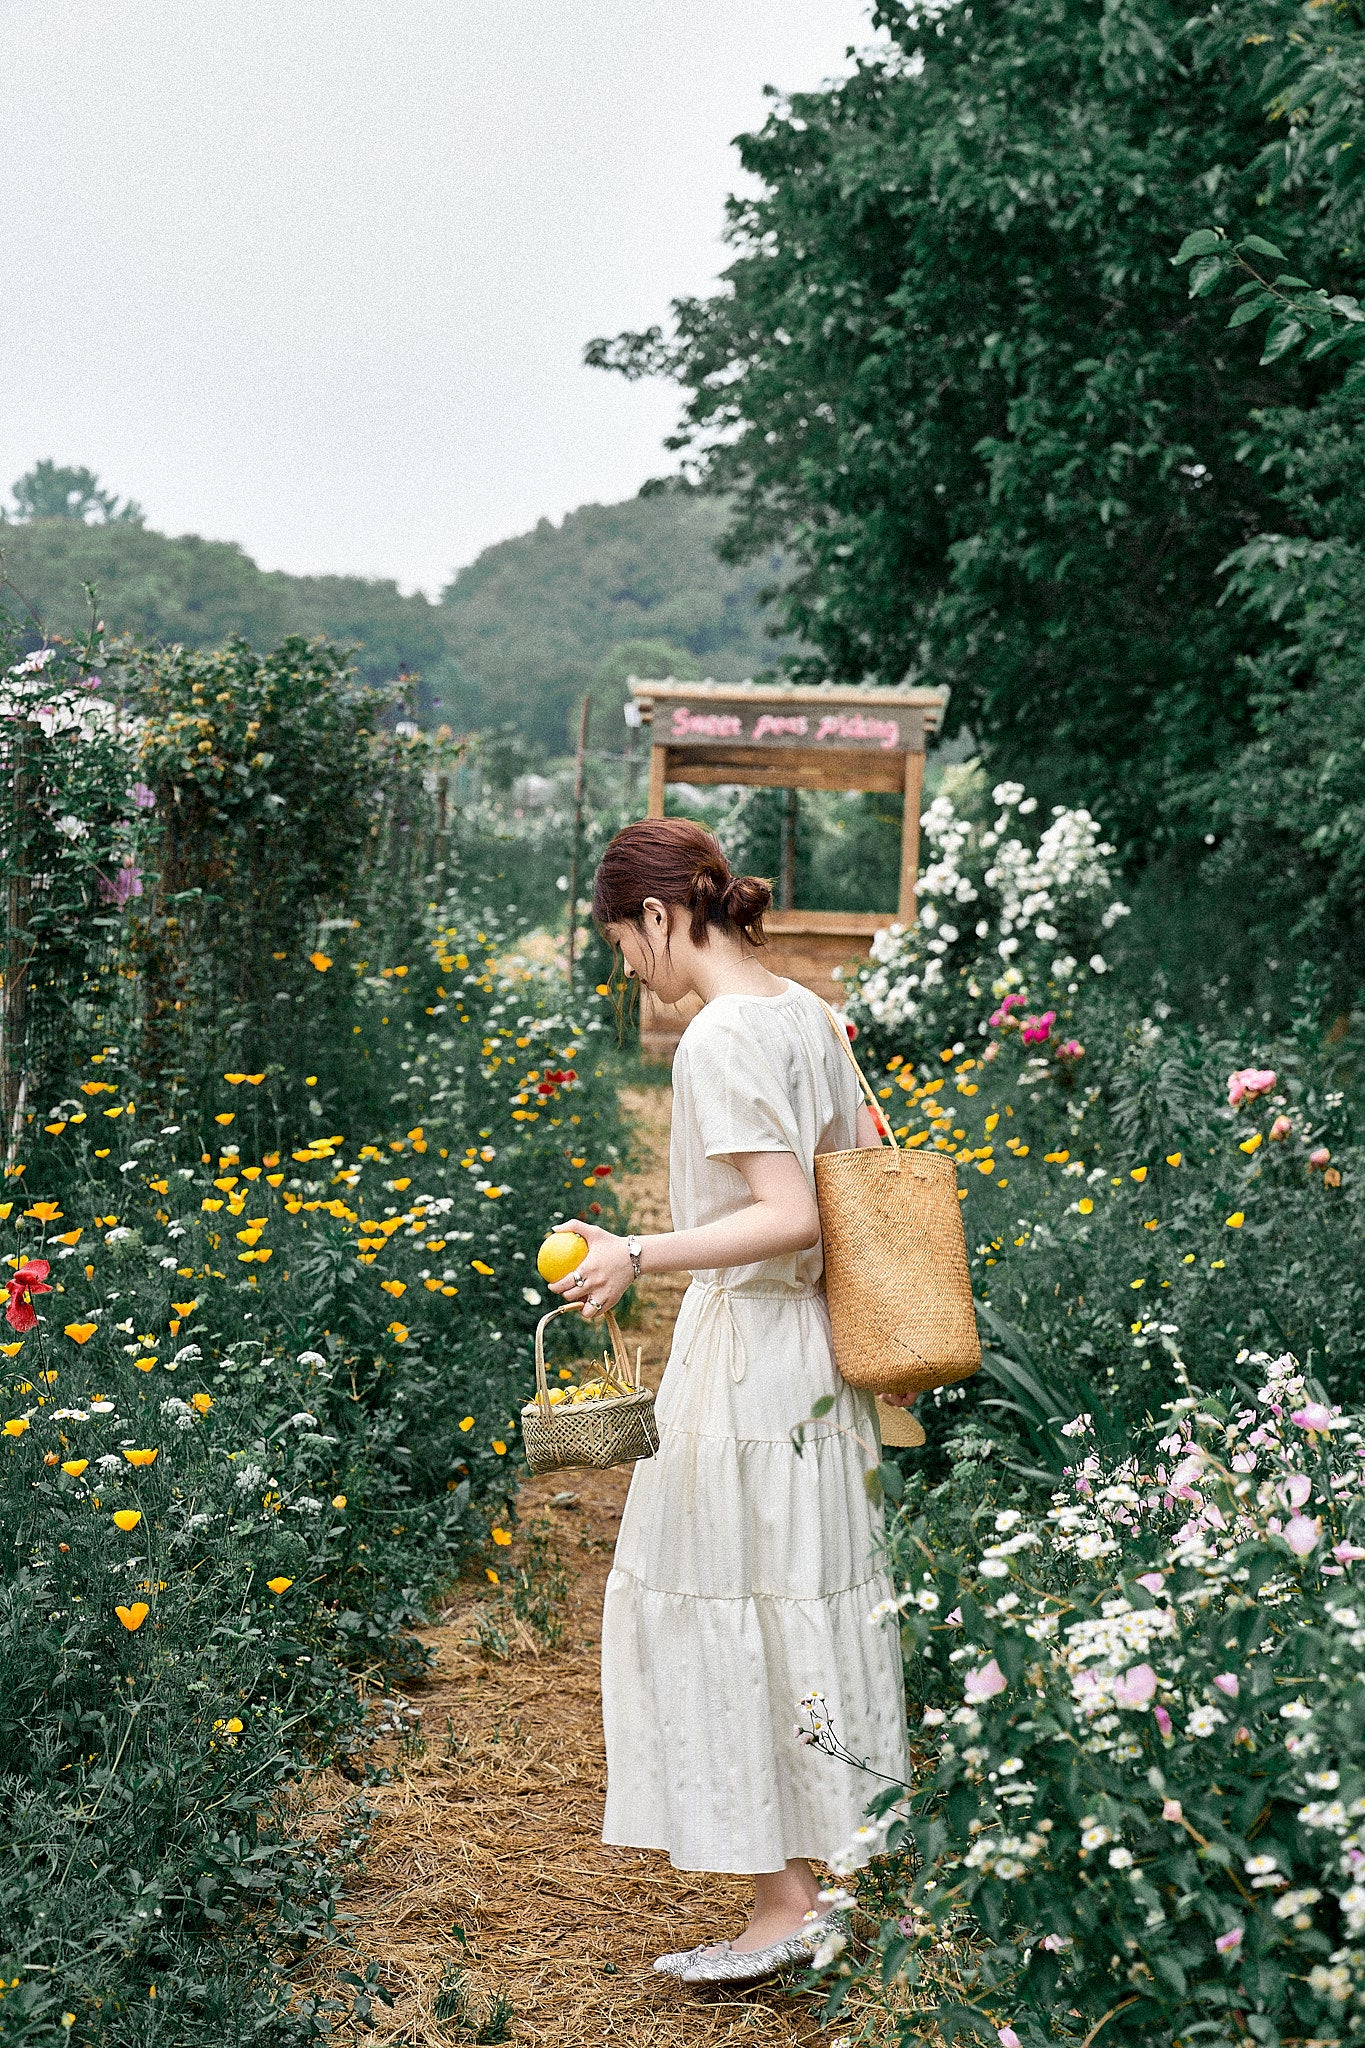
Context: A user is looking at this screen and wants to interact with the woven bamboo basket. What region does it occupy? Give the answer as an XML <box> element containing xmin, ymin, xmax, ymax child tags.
<box><xmin>521</xmin><ymin>1303</ymin><xmax>659</xmax><ymax>1476</ymax></box>
<box><xmin>814</xmin><ymin>1003</ymin><xmax>982</xmax><ymax>1399</ymax></box>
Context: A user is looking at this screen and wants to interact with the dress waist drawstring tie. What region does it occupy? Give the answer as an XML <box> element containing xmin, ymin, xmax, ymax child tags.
<box><xmin>676</xmin><ymin>1277</ymin><xmax>825</xmax><ymax>1511</ymax></box>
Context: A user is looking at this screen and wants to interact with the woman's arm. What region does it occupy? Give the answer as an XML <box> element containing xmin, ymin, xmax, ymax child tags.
<box><xmin>547</xmin><ymin>1149</ymin><xmax>819</xmax><ymax>1315</ymax></box>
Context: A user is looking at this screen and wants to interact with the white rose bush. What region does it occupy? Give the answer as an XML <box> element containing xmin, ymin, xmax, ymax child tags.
<box><xmin>809</xmin><ymin>1352</ymin><xmax>1365</xmax><ymax>2044</ymax></box>
<box><xmin>838</xmin><ymin>772</ymin><xmax>1130</xmax><ymax>1075</ymax></box>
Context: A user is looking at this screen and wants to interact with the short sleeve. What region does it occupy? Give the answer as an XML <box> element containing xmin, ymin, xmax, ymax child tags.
<box><xmin>682</xmin><ymin>1007</ymin><xmax>800</xmax><ymax>1162</ymax></box>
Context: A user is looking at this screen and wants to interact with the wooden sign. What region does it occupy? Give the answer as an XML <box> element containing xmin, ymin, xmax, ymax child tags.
<box><xmin>660</xmin><ymin>699</ymin><xmax>926</xmax><ymax>753</ymax></box>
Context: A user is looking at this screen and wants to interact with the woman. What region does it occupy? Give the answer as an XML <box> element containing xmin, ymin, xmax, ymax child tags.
<box><xmin>547</xmin><ymin>817</ymin><xmax>912</xmax><ymax>1987</ymax></box>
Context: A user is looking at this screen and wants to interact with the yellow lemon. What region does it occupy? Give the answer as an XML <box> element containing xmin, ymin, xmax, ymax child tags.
<box><xmin>537</xmin><ymin>1231</ymin><xmax>588</xmax><ymax>1283</ymax></box>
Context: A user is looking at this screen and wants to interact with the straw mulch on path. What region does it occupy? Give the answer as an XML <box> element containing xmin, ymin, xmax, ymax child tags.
<box><xmin>340</xmin><ymin>1084</ymin><xmax>839</xmax><ymax>2046</ymax></box>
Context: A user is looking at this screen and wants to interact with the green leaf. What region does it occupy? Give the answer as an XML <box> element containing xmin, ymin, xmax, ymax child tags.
<box><xmin>878</xmin><ymin>1458</ymin><xmax>905</xmax><ymax>1504</ymax></box>
<box><xmin>1261</xmin><ymin>314</ymin><xmax>1307</xmax><ymax>364</ymax></box>
<box><xmin>1238</xmin><ymin>234</ymin><xmax>1288</xmax><ymax>261</ymax></box>
<box><xmin>810</xmin><ymin>1393</ymin><xmax>837</xmax><ymax>1418</ymax></box>
<box><xmin>1187</xmin><ymin>255</ymin><xmax>1230</xmax><ymax>298</ymax></box>
<box><xmin>1172</xmin><ymin>228</ymin><xmax>1226</xmax><ymax>265</ymax></box>
<box><xmin>1227</xmin><ymin>299</ymin><xmax>1272</xmax><ymax>330</ymax></box>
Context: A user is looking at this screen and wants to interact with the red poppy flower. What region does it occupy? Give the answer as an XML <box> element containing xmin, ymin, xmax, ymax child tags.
<box><xmin>5</xmin><ymin>1258</ymin><xmax>52</xmax><ymax>1333</ymax></box>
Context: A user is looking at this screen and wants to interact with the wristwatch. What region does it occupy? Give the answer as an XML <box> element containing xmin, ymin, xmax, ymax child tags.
<box><xmin>625</xmin><ymin>1234</ymin><xmax>643</xmax><ymax>1281</ymax></box>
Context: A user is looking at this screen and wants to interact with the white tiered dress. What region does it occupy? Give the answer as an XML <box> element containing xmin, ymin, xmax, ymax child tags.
<box><xmin>600</xmin><ymin>979</ymin><xmax>911</xmax><ymax>1874</ymax></box>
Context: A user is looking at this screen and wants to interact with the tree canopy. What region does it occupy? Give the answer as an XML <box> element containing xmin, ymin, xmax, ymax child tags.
<box><xmin>588</xmin><ymin>0</ymin><xmax>1365</xmax><ymax>857</ymax></box>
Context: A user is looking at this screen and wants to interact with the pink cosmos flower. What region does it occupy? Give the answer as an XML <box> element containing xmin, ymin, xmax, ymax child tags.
<box><xmin>1215</xmin><ymin>1928</ymin><xmax>1243</xmax><ymax>1954</ymax></box>
<box><xmin>1020</xmin><ymin>1009</ymin><xmax>1056</xmax><ymax>1047</ymax></box>
<box><xmin>1285</xmin><ymin>1516</ymin><xmax>1321</xmax><ymax>1557</ymax></box>
<box><xmin>1154</xmin><ymin>1706</ymin><xmax>1173</xmax><ymax>1738</ymax></box>
<box><xmin>1291</xmin><ymin>1403</ymin><xmax>1335</xmax><ymax>1434</ymax></box>
<box><xmin>1228</xmin><ymin>1068</ymin><xmax>1276</xmax><ymax>1106</ymax></box>
<box><xmin>1213</xmin><ymin>1674</ymin><xmax>1239</xmax><ymax>1698</ymax></box>
<box><xmin>964</xmin><ymin>1658</ymin><xmax>1008</xmax><ymax>1704</ymax></box>
<box><xmin>97</xmin><ymin>859</ymin><xmax>143</xmax><ymax>907</ymax></box>
<box><xmin>1113</xmin><ymin>1663</ymin><xmax>1158</xmax><ymax>1709</ymax></box>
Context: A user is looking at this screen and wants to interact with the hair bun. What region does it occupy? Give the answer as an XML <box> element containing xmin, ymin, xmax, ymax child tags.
<box><xmin>721</xmin><ymin>872</ymin><xmax>773</xmax><ymax>942</ymax></box>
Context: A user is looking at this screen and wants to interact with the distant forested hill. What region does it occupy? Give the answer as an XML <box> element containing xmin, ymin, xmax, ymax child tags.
<box><xmin>0</xmin><ymin>518</ymin><xmax>461</xmax><ymax>707</ymax></box>
<box><xmin>439</xmin><ymin>487</ymin><xmax>790</xmax><ymax>745</ymax></box>
<box><xmin>0</xmin><ymin>483</ymin><xmax>786</xmax><ymax>751</ymax></box>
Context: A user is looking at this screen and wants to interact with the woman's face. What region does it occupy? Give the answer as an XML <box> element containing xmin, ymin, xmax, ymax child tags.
<box><xmin>604</xmin><ymin>899</ymin><xmax>690</xmax><ymax>1005</ymax></box>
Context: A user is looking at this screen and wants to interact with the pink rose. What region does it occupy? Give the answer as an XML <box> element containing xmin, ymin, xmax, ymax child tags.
<box><xmin>1112</xmin><ymin>1663</ymin><xmax>1157</xmax><ymax>1709</ymax></box>
<box><xmin>1285</xmin><ymin>1515</ymin><xmax>1321</xmax><ymax>1557</ymax></box>
<box><xmin>964</xmin><ymin>1658</ymin><xmax>1008</xmax><ymax>1704</ymax></box>
<box><xmin>1228</xmin><ymin>1068</ymin><xmax>1276</xmax><ymax>1106</ymax></box>
<box><xmin>1020</xmin><ymin>1009</ymin><xmax>1056</xmax><ymax>1047</ymax></box>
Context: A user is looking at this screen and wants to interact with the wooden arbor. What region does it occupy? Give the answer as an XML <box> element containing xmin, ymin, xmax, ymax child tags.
<box><xmin>629</xmin><ymin>678</ymin><xmax>950</xmax><ymax>1059</ymax></box>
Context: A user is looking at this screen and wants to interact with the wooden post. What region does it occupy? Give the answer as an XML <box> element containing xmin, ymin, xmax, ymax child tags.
<box><xmin>565</xmin><ymin>693</ymin><xmax>591</xmax><ymax>990</ymax></box>
<box><xmin>646</xmin><ymin>743</ymin><xmax>668</xmax><ymax>820</ymax></box>
<box><xmin>898</xmin><ymin>748</ymin><xmax>925</xmax><ymax>924</ymax></box>
<box><xmin>779</xmin><ymin>786</ymin><xmax>797</xmax><ymax>909</ymax></box>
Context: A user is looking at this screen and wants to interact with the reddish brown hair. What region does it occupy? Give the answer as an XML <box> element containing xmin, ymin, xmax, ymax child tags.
<box><xmin>592</xmin><ymin>818</ymin><xmax>772</xmax><ymax>949</ymax></box>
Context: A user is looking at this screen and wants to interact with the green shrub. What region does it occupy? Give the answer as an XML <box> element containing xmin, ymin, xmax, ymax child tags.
<box><xmin>812</xmin><ymin>1354</ymin><xmax>1365</xmax><ymax>2045</ymax></box>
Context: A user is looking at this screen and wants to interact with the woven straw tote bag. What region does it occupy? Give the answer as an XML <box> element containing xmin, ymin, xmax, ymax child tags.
<box><xmin>813</xmin><ymin>1002</ymin><xmax>981</xmax><ymax>1399</ymax></box>
<box><xmin>521</xmin><ymin>1303</ymin><xmax>660</xmax><ymax>1476</ymax></box>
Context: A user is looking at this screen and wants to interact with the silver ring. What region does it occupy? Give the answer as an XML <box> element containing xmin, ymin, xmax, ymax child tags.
<box><xmin>584</xmin><ymin>1295</ymin><xmax>602</xmax><ymax>1312</ymax></box>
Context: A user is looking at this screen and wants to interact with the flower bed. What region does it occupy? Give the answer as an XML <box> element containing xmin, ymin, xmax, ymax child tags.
<box><xmin>813</xmin><ymin>1354</ymin><xmax>1365</xmax><ymax>2043</ymax></box>
<box><xmin>0</xmin><ymin>890</ymin><xmax>627</xmax><ymax>2045</ymax></box>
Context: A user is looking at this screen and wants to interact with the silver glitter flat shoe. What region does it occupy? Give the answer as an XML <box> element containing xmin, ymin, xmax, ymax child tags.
<box><xmin>679</xmin><ymin>1912</ymin><xmax>845</xmax><ymax>1986</ymax></box>
<box><xmin>653</xmin><ymin>1941</ymin><xmax>727</xmax><ymax>1976</ymax></box>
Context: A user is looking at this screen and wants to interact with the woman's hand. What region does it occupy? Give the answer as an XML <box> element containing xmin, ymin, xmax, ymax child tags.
<box><xmin>545</xmin><ymin>1219</ymin><xmax>634</xmax><ymax>1319</ymax></box>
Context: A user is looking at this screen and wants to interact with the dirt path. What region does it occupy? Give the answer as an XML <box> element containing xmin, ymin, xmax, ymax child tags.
<box><xmin>345</xmin><ymin>1085</ymin><xmax>831</xmax><ymax>2045</ymax></box>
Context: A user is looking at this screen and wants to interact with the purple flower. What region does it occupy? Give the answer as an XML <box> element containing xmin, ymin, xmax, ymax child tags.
<box><xmin>998</xmin><ymin>2030</ymin><xmax>1022</xmax><ymax>2048</ymax></box>
<box><xmin>97</xmin><ymin>861</ymin><xmax>143</xmax><ymax>908</ymax></box>
<box><xmin>1213</xmin><ymin>1673</ymin><xmax>1239</xmax><ymax>1698</ymax></box>
<box><xmin>1154</xmin><ymin>1705</ymin><xmax>1173</xmax><ymax>1738</ymax></box>
<box><xmin>127</xmin><ymin>781</ymin><xmax>156</xmax><ymax>811</ymax></box>
<box><xmin>1215</xmin><ymin>1927</ymin><xmax>1243</xmax><ymax>1954</ymax></box>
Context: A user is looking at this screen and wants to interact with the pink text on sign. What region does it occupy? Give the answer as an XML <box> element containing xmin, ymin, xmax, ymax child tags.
<box><xmin>814</xmin><ymin>712</ymin><xmax>901</xmax><ymax>749</ymax></box>
<box><xmin>671</xmin><ymin>707</ymin><xmax>743</xmax><ymax>739</ymax></box>
<box><xmin>752</xmin><ymin>712</ymin><xmax>810</xmax><ymax>739</ymax></box>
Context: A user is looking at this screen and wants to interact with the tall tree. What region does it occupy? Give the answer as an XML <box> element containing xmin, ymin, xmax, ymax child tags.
<box><xmin>588</xmin><ymin>0</ymin><xmax>1365</xmax><ymax>848</ymax></box>
<box><xmin>8</xmin><ymin>461</ymin><xmax>142</xmax><ymax>525</ymax></box>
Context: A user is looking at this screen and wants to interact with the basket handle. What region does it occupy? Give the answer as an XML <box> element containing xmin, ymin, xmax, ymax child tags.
<box><xmin>532</xmin><ymin>1302</ymin><xmax>638</xmax><ymax>1416</ymax></box>
<box><xmin>819</xmin><ymin>999</ymin><xmax>903</xmax><ymax>1169</ymax></box>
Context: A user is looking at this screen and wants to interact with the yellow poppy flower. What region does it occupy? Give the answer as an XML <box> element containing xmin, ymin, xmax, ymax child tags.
<box><xmin>115</xmin><ymin>1602</ymin><xmax>150</xmax><ymax>1631</ymax></box>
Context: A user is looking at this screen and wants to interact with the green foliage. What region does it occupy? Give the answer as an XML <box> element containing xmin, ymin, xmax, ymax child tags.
<box><xmin>7</xmin><ymin>461</ymin><xmax>143</xmax><ymax>526</ymax></box>
<box><xmin>1</xmin><ymin>622</ymin><xmax>630</xmax><ymax>2043</ymax></box>
<box><xmin>587</xmin><ymin>0</ymin><xmax>1365</xmax><ymax>863</ymax></box>
<box><xmin>825</xmin><ymin>1362</ymin><xmax>1365</xmax><ymax>2044</ymax></box>
<box><xmin>438</xmin><ymin>485</ymin><xmax>790</xmax><ymax>746</ymax></box>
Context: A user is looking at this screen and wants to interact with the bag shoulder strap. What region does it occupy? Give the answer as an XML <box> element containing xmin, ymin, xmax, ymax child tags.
<box><xmin>817</xmin><ymin>997</ymin><xmax>901</xmax><ymax>1154</ymax></box>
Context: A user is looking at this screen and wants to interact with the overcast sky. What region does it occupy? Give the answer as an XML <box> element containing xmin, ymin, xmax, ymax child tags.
<box><xmin>1</xmin><ymin>1</ymin><xmax>875</xmax><ymax>594</ymax></box>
